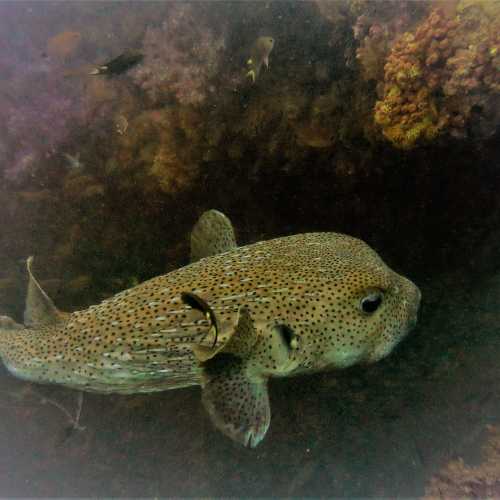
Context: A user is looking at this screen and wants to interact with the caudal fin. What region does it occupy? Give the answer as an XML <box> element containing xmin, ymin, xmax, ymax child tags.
<box><xmin>24</xmin><ymin>257</ymin><xmax>67</xmax><ymax>328</ymax></box>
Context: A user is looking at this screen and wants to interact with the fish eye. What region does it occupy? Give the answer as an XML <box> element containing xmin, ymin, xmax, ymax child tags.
<box><xmin>360</xmin><ymin>290</ymin><xmax>383</xmax><ymax>314</ymax></box>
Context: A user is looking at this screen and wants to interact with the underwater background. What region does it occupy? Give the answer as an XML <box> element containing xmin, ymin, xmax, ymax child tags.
<box><xmin>0</xmin><ymin>0</ymin><xmax>499</xmax><ymax>496</ymax></box>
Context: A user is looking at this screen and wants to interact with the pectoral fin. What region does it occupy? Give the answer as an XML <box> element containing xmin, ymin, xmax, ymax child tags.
<box><xmin>202</xmin><ymin>353</ymin><xmax>270</xmax><ymax>448</ymax></box>
<box><xmin>191</xmin><ymin>305</ymin><xmax>258</xmax><ymax>362</ymax></box>
<box><xmin>190</xmin><ymin>209</ymin><xmax>237</xmax><ymax>262</ymax></box>
<box><xmin>24</xmin><ymin>257</ymin><xmax>66</xmax><ymax>327</ymax></box>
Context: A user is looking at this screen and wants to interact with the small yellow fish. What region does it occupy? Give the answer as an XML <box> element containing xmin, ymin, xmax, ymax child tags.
<box><xmin>0</xmin><ymin>210</ymin><xmax>420</xmax><ymax>447</ymax></box>
<box><xmin>246</xmin><ymin>36</ymin><xmax>275</xmax><ymax>83</ymax></box>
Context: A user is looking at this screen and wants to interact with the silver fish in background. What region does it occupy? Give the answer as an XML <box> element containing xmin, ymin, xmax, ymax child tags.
<box><xmin>0</xmin><ymin>210</ymin><xmax>420</xmax><ymax>447</ymax></box>
<box><xmin>246</xmin><ymin>36</ymin><xmax>275</xmax><ymax>83</ymax></box>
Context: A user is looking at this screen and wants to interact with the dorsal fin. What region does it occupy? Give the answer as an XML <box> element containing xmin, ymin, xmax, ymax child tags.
<box><xmin>190</xmin><ymin>209</ymin><xmax>237</xmax><ymax>262</ymax></box>
<box><xmin>24</xmin><ymin>257</ymin><xmax>65</xmax><ymax>327</ymax></box>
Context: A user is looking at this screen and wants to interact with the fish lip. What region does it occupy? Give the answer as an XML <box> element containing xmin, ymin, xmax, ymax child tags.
<box><xmin>242</xmin><ymin>425</ymin><xmax>266</xmax><ymax>448</ymax></box>
<box><xmin>245</xmin><ymin>430</ymin><xmax>256</xmax><ymax>448</ymax></box>
<box><xmin>410</xmin><ymin>309</ymin><xmax>419</xmax><ymax>328</ymax></box>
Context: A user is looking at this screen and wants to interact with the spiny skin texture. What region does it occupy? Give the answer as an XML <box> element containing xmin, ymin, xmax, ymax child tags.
<box><xmin>190</xmin><ymin>209</ymin><xmax>237</xmax><ymax>262</ymax></box>
<box><xmin>0</xmin><ymin>232</ymin><xmax>420</xmax><ymax>397</ymax></box>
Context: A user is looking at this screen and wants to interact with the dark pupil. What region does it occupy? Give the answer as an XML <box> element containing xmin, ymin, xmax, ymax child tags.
<box><xmin>362</xmin><ymin>295</ymin><xmax>382</xmax><ymax>313</ymax></box>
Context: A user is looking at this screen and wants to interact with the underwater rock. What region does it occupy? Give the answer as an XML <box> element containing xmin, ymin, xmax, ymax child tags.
<box><xmin>314</xmin><ymin>0</ymin><xmax>350</xmax><ymax>44</ymax></box>
<box><xmin>356</xmin><ymin>24</ymin><xmax>391</xmax><ymax>81</ymax></box>
<box><xmin>425</xmin><ymin>424</ymin><xmax>500</xmax><ymax>498</ymax></box>
<box><xmin>63</xmin><ymin>173</ymin><xmax>104</xmax><ymax>200</ymax></box>
<box><xmin>150</xmin><ymin>143</ymin><xmax>199</xmax><ymax>195</ymax></box>
<box><xmin>353</xmin><ymin>1</ymin><xmax>427</xmax><ymax>82</ymax></box>
<box><xmin>110</xmin><ymin>107</ymin><xmax>204</xmax><ymax>196</ymax></box>
<box><xmin>295</xmin><ymin>119</ymin><xmax>335</xmax><ymax>149</ymax></box>
<box><xmin>66</xmin><ymin>275</ymin><xmax>92</xmax><ymax>294</ymax></box>
<box><xmin>130</xmin><ymin>3</ymin><xmax>226</xmax><ymax>106</ymax></box>
<box><xmin>3</xmin><ymin>76</ymin><xmax>88</xmax><ymax>179</ymax></box>
<box><xmin>16</xmin><ymin>190</ymin><xmax>53</xmax><ymax>204</ymax></box>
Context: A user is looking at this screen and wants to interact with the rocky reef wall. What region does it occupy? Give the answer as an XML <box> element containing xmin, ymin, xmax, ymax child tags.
<box><xmin>0</xmin><ymin>0</ymin><xmax>499</xmax><ymax>318</ymax></box>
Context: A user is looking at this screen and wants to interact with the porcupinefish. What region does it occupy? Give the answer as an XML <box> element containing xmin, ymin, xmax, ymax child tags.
<box><xmin>0</xmin><ymin>209</ymin><xmax>420</xmax><ymax>447</ymax></box>
<box><xmin>246</xmin><ymin>36</ymin><xmax>275</xmax><ymax>83</ymax></box>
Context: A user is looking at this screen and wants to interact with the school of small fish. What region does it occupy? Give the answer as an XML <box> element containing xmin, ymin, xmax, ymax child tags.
<box><xmin>0</xmin><ymin>210</ymin><xmax>420</xmax><ymax>447</ymax></box>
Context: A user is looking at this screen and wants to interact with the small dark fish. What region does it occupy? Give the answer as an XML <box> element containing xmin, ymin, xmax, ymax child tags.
<box><xmin>89</xmin><ymin>49</ymin><xmax>143</xmax><ymax>77</ymax></box>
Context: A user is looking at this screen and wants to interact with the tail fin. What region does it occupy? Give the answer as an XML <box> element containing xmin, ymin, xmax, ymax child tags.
<box><xmin>24</xmin><ymin>257</ymin><xmax>68</xmax><ymax>328</ymax></box>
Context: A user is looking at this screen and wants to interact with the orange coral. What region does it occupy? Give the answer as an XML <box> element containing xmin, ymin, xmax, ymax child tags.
<box><xmin>374</xmin><ymin>5</ymin><xmax>500</xmax><ymax>148</ymax></box>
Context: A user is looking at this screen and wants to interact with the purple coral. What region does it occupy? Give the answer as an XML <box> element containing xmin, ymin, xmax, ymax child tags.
<box><xmin>131</xmin><ymin>3</ymin><xmax>226</xmax><ymax>106</ymax></box>
<box><xmin>3</xmin><ymin>75</ymin><xmax>87</xmax><ymax>179</ymax></box>
<box><xmin>0</xmin><ymin>3</ymin><xmax>89</xmax><ymax>180</ymax></box>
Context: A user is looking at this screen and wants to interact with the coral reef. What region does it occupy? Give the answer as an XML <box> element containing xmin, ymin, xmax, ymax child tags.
<box><xmin>109</xmin><ymin>107</ymin><xmax>203</xmax><ymax>195</ymax></box>
<box><xmin>352</xmin><ymin>2</ymin><xmax>428</xmax><ymax>82</ymax></box>
<box><xmin>355</xmin><ymin>23</ymin><xmax>391</xmax><ymax>82</ymax></box>
<box><xmin>2</xmin><ymin>76</ymin><xmax>87</xmax><ymax>179</ymax></box>
<box><xmin>0</xmin><ymin>2</ymin><xmax>166</xmax><ymax>181</ymax></box>
<box><xmin>374</xmin><ymin>5</ymin><xmax>500</xmax><ymax>149</ymax></box>
<box><xmin>130</xmin><ymin>3</ymin><xmax>227</xmax><ymax>106</ymax></box>
<box><xmin>1</xmin><ymin>0</ymin><xmax>500</xmax><ymax>320</ymax></box>
<box><xmin>425</xmin><ymin>425</ymin><xmax>500</xmax><ymax>498</ymax></box>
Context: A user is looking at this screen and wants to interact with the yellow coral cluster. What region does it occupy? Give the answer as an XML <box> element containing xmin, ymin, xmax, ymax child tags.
<box><xmin>374</xmin><ymin>11</ymin><xmax>455</xmax><ymax>149</ymax></box>
<box><xmin>375</xmin><ymin>4</ymin><xmax>500</xmax><ymax>148</ymax></box>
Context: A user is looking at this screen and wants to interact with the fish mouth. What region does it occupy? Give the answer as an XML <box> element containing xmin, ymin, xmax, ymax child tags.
<box><xmin>408</xmin><ymin>283</ymin><xmax>422</xmax><ymax>328</ymax></box>
<box><xmin>399</xmin><ymin>280</ymin><xmax>422</xmax><ymax>340</ymax></box>
<box><xmin>367</xmin><ymin>279</ymin><xmax>421</xmax><ymax>363</ymax></box>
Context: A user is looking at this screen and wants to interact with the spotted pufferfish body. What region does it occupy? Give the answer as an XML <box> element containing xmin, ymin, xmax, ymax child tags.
<box><xmin>0</xmin><ymin>210</ymin><xmax>420</xmax><ymax>447</ymax></box>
